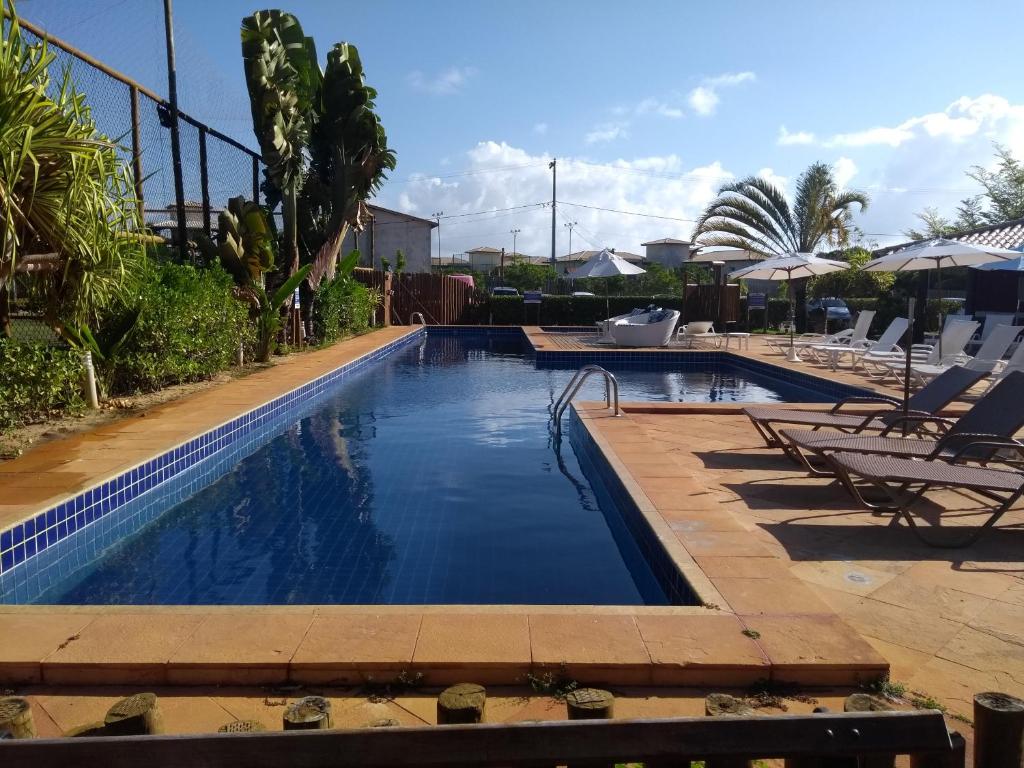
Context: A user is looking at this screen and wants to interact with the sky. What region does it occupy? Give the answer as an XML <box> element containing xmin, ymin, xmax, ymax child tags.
<box><xmin>17</xmin><ymin>0</ymin><xmax>1024</xmax><ymax>258</ymax></box>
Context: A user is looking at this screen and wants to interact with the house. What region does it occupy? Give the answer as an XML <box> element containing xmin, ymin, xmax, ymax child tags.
<box><xmin>872</xmin><ymin>217</ymin><xmax>1024</xmax><ymax>318</ymax></box>
<box><xmin>641</xmin><ymin>238</ymin><xmax>696</xmax><ymax>267</ymax></box>
<box><xmin>559</xmin><ymin>250</ymin><xmax>644</xmax><ymax>276</ymax></box>
<box><xmin>147</xmin><ymin>201</ymin><xmax>207</xmax><ymax>244</ymax></box>
<box><xmin>462</xmin><ymin>247</ymin><xmax>548</xmax><ymax>272</ymax></box>
<box><xmin>342</xmin><ymin>205</ymin><xmax>437</xmax><ymax>273</ymax></box>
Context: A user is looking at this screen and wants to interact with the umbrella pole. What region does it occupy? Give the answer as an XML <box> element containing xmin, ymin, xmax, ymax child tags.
<box><xmin>786</xmin><ymin>277</ymin><xmax>799</xmax><ymax>362</ymax></box>
<box><xmin>936</xmin><ymin>260</ymin><xmax>943</xmax><ymax>359</ymax></box>
<box><xmin>605</xmin><ymin>281</ymin><xmax>610</xmax><ymax>321</ymax></box>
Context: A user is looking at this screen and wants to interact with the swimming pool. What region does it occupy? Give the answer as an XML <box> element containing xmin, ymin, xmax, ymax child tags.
<box><xmin>1</xmin><ymin>329</ymin><xmax>849</xmax><ymax>606</ymax></box>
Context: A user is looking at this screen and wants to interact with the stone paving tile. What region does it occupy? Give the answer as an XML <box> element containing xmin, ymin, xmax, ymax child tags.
<box><xmin>710</xmin><ymin>576</ymin><xmax>834</xmax><ymax>615</ymax></box>
<box><xmin>291</xmin><ymin>613</ymin><xmax>422</xmax><ymax>683</ymax></box>
<box><xmin>529</xmin><ymin>614</ymin><xmax>651</xmax><ymax>684</ymax></box>
<box><xmin>412</xmin><ymin>614</ymin><xmax>531</xmax><ymax>684</ymax></box>
<box><xmin>635</xmin><ymin>614</ymin><xmax>768</xmax><ymax>685</ymax></box>
<box><xmin>0</xmin><ymin>612</ymin><xmax>95</xmax><ymax>683</ymax></box>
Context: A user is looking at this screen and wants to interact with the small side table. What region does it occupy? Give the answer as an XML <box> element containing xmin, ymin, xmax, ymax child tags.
<box><xmin>722</xmin><ymin>332</ymin><xmax>751</xmax><ymax>350</ymax></box>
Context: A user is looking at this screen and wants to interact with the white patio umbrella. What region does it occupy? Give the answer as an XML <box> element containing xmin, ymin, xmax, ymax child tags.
<box><xmin>863</xmin><ymin>238</ymin><xmax>1020</xmax><ymax>355</ymax></box>
<box><xmin>729</xmin><ymin>252</ymin><xmax>850</xmax><ymax>362</ymax></box>
<box><xmin>570</xmin><ymin>248</ymin><xmax>646</xmax><ymax>317</ymax></box>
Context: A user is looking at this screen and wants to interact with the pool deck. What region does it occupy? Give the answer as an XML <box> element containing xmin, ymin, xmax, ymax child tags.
<box><xmin>1</xmin><ymin>326</ymin><xmax>1020</xmax><ymax>724</ymax></box>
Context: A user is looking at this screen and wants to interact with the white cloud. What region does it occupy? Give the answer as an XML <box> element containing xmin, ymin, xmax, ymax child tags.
<box><xmin>584</xmin><ymin>121</ymin><xmax>629</xmax><ymax>144</ymax></box>
<box><xmin>636</xmin><ymin>97</ymin><xmax>684</xmax><ymax>119</ymax></box>
<box><xmin>533</xmin><ymin>122</ymin><xmax>548</xmax><ymax>135</ymax></box>
<box><xmin>688</xmin><ymin>86</ymin><xmax>719</xmax><ymax>116</ymax></box>
<box><xmin>827</xmin><ymin>126</ymin><xmax>915</xmax><ymax>148</ymax></box>
<box><xmin>379</xmin><ymin>141</ymin><xmax>734</xmax><ymax>257</ymax></box>
<box><xmin>777</xmin><ymin>125</ymin><xmax>816</xmax><ymax>146</ymax></box>
<box><xmin>833</xmin><ymin>157</ymin><xmax>858</xmax><ymax>189</ymax></box>
<box><xmin>407</xmin><ymin>66</ymin><xmax>476</xmax><ymax>95</ymax></box>
<box><xmin>756</xmin><ymin>167</ymin><xmax>789</xmax><ymax>193</ymax></box>
<box><xmin>687</xmin><ymin>72</ymin><xmax>755</xmax><ymax>117</ymax></box>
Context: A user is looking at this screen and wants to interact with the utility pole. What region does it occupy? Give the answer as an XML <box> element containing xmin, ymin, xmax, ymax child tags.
<box><xmin>500</xmin><ymin>247</ymin><xmax>505</xmax><ymax>284</ymax></box>
<box><xmin>510</xmin><ymin>228</ymin><xmax>521</xmax><ymax>262</ymax></box>
<box><xmin>163</xmin><ymin>0</ymin><xmax>188</xmax><ymax>263</ymax></box>
<box><xmin>548</xmin><ymin>159</ymin><xmax>557</xmax><ymax>265</ymax></box>
<box><xmin>563</xmin><ymin>221</ymin><xmax>578</xmax><ymax>259</ymax></box>
<box><xmin>431</xmin><ymin>211</ymin><xmax>444</xmax><ymax>266</ymax></box>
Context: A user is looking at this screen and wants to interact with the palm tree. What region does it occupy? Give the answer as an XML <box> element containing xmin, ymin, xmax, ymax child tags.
<box><xmin>692</xmin><ymin>162</ymin><xmax>869</xmax><ymax>256</ymax></box>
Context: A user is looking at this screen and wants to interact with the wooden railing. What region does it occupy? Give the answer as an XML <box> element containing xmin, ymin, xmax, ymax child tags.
<box><xmin>1</xmin><ymin>710</ymin><xmax>959</xmax><ymax>768</ymax></box>
<box><xmin>354</xmin><ymin>269</ymin><xmax>480</xmax><ymax>326</ymax></box>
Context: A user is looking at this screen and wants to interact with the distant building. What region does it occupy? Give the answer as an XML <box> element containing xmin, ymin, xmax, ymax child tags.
<box><xmin>147</xmin><ymin>200</ymin><xmax>206</xmax><ymax>245</ymax></box>
<box><xmin>559</xmin><ymin>250</ymin><xmax>644</xmax><ymax>276</ymax></box>
<box><xmin>462</xmin><ymin>247</ymin><xmax>547</xmax><ymax>272</ymax></box>
<box><xmin>343</xmin><ymin>205</ymin><xmax>437</xmax><ymax>273</ymax></box>
<box><xmin>641</xmin><ymin>238</ymin><xmax>696</xmax><ymax>268</ymax></box>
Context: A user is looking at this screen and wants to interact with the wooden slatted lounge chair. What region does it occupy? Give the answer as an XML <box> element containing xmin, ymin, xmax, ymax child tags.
<box><xmin>778</xmin><ymin>370</ymin><xmax>1024</xmax><ymax>474</ymax></box>
<box><xmin>743</xmin><ymin>365</ymin><xmax>988</xmax><ymax>452</ymax></box>
<box><xmin>824</xmin><ymin>447</ymin><xmax>1024</xmax><ymax>547</ymax></box>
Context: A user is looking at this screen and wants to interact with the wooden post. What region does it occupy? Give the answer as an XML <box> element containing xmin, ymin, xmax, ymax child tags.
<box><xmin>706</xmin><ymin>694</ymin><xmax>754</xmax><ymax>768</ymax></box>
<box><xmin>566</xmin><ymin>688</ymin><xmax>614</xmax><ymax>720</ymax></box>
<box><xmin>218</xmin><ymin>720</ymin><xmax>267</xmax><ymax>733</ymax></box>
<box><xmin>199</xmin><ymin>126</ymin><xmax>211</xmax><ymax>237</ymax></box>
<box><xmin>283</xmin><ymin>696</ymin><xmax>332</xmax><ymax>731</ymax></box>
<box><xmin>974</xmin><ymin>692</ymin><xmax>1024</xmax><ymax>768</ymax></box>
<box><xmin>910</xmin><ymin>731</ymin><xmax>966</xmax><ymax>768</ymax></box>
<box><xmin>437</xmin><ymin>683</ymin><xmax>486</xmax><ymax>725</ymax></box>
<box><xmin>383</xmin><ymin>271</ymin><xmax>393</xmax><ymax>327</ymax></box>
<box><xmin>0</xmin><ymin>697</ymin><xmax>36</xmax><ymax>739</ymax></box>
<box><xmin>103</xmin><ymin>693</ymin><xmax>164</xmax><ymax>736</ymax></box>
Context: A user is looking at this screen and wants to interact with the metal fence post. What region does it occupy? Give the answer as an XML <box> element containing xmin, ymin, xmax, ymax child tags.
<box><xmin>129</xmin><ymin>85</ymin><xmax>144</xmax><ymax>212</ymax></box>
<box><xmin>199</xmin><ymin>126</ymin><xmax>211</xmax><ymax>237</ymax></box>
<box><xmin>252</xmin><ymin>155</ymin><xmax>260</xmax><ymax>204</ymax></box>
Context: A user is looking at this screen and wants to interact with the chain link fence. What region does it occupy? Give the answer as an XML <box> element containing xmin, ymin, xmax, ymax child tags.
<box><xmin>16</xmin><ymin>14</ymin><xmax>263</xmax><ymax>259</ymax></box>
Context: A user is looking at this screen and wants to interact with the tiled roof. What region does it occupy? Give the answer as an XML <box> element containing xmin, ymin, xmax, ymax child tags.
<box><xmin>466</xmin><ymin>246</ymin><xmax>503</xmax><ymax>254</ymax></box>
<box><xmin>873</xmin><ymin>217</ymin><xmax>1024</xmax><ymax>256</ymax></box>
<box><xmin>558</xmin><ymin>250</ymin><xmax>644</xmax><ymax>263</ymax></box>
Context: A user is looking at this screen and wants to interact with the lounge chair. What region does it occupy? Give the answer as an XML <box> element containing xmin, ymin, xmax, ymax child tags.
<box><xmin>812</xmin><ymin>317</ymin><xmax>910</xmax><ymax>370</ymax></box>
<box><xmin>869</xmin><ymin>319</ymin><xmax>979</xmax><ymax>381</ymax></box>
<box><xmin>824</xmin><ymin>446</ymin><xmax>1024</xmax><ymax>547</ymax></box>
<box><xmin>675</xmin><ymin>321</ymin><xmax>717</xmax><ymax>348</ymax></box>
<box><xmin>968</xmin><ymin>312</ymin><xmax>1015</xmax><ymax>351</ymax></box>
<box><xmin>762</xmin><ymin>311</ymin><xmax>873</xmax><ymax>356</ymax></box>
<box><xmin>801</xmin><ymin>310</ymin><xmax>876</xmax><ymax>361</ymax></box>
<box><xmin>907</xmin><ymin>324</ymin><xmax>1022</xmax><ymax>385</ymax></box>
<box><xmin>742</xmin><ymin>364</ymin><xmax>987</xmax><ymax>452</ymax></box>
<box><xmin>980</xmin><ymin>337</ymin><xmax>1024</xmax><ymax>394</ymax></box>
<box><xmin>613</xmin><ymin>309</ymin><xmax>681</xmax><ymax>347</ymax></box>
<box><xmin>779</xmin><ymin>370</ymin><xmax>1024</xmax><ymax>474</ymax></box>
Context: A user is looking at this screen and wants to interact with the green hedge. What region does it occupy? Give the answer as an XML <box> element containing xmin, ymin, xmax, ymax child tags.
<box><xmin>107</xmin><ymin>264</ymin><xmax>251</xmax><ymax>394</ymax></box>
<box><xmin>313</xmin><ymin>279</ymin><xmax>377</xmax><ymax>343</ymax></box>
<box><xmin>0</xmin><ymin>341</ymin><xmax>85</xmax><ymax>429</ymax></box>
<box><xmin>488</xmin><ymin>295</ymin><xmax>685</xmax><ymax>325</ymax></box>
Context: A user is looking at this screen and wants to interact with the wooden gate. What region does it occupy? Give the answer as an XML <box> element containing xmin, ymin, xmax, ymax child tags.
<box><xmin>354</xmin><ymin>269</ymin><xmax>478</xmax><ymax>325</ymax></box>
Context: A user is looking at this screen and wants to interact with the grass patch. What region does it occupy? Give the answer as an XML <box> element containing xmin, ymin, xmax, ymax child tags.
<box><xmin>524</xmin><ymin>664</ymin><xmax>580</xmax><ymax>700</ymax></box>
<box><xmin>741</xmin><ymin>629</ymin><xmax>761</xmax><ymax>639</ymax></box>
<box><xmin>864</xmin><ymin>675</ymin><xmax>907</xmax><ymax>701</ymax></box>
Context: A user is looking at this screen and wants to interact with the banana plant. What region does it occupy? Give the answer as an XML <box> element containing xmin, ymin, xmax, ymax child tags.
<box><xmin>240</xmin><ymin>10</ymin><xmax>318</xmax><ymax>278</ymax></box>
<box><xmin>253</xmin><ymin>264</ymin><xmax>311</xmax><ymax>362</ymax></box>
<box><xmin>300</xmin><ymin>41</ymin><xmax>396</xmax><ymax>292</ymax></box>
<box><xmin>214</xmin><ymin>196</ymin><xmax>276</xmax><ymax>287</ymax></box>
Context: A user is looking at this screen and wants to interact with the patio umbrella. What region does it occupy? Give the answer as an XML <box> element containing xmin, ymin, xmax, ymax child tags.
<box><xmin>570</xmin><ymin>248</ymin><xmax>646</xmax><ymax>317</ymax></box>
<box><xmin>729</xmin><ymin>252</ymin><xmax>850</xmax><ymax>362</ymax></box>
<box><xmin>863</xmin><ymin>238</ymin><xmax>1020</xmax><ymax>356</ymax></box>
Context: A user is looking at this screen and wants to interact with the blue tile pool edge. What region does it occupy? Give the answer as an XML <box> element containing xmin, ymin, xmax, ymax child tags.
<box><xmin>0</xmin><ymin>326</ymin><xmax>427</xmax><ymax>580</ymax></box>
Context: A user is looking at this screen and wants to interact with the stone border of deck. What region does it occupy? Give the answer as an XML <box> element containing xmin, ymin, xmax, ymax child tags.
<box><xmin>0</xmin><ymin>326</ymin><xmax>888</xmax><ymax>689</ymax></box>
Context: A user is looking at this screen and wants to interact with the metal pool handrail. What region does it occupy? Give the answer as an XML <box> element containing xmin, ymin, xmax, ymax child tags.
<box><xmin>553</xmin><ymin>365</ymin><xmax>620</xmax><ymax>432</ymax></box>
<box><xmin>410</xmin><ymin>312</ymin><xmax>426</xmax><ymax>325</ymax></box>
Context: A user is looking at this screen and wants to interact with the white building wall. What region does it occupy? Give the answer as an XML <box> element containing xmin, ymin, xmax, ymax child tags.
<box><xmin>342</xmin><ymin>209</ymin><xmax>434</xmax><ymax>273</ymax></box>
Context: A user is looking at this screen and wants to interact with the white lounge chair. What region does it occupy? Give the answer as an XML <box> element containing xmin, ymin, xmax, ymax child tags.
<box><xmin>981</xmin><ymin>337</ymin><xmax>1024</xmax><ymax>393</ymax></box>
<box><xmin>813</xmin><ymin>317</ymin><xmax>909</xmax><ymax>370</ymax></box>
<box><xmin>968</xmin><ymin>312</ymin><xmax>1015</xmax><ymax>352</ymax></box>
<box><xmin>876</xmin><ymin>318</ymin><xmax>979</xmax><ymax>383</ymax></box>
<box><xmin>675</xmin><ymin>321</ymin><xmax>717</xmax><ymax>347</ymax></box>
<box><xmin>908</xmin><ymin>324</ymin><xmax>1023</xmax><ymax>385</ymax></box>
<box><xmin>613</xmin><ymin>310</ymin><xmax>681</xmax><ymax>347</ymax></box>
<box><xmin>803</xmin><ymin>310</ymin><xmax>876</xmax><ymax>361</ymax></box>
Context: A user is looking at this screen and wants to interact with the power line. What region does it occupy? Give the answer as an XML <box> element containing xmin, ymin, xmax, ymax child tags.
<box><xmin>438</xmin><ymin>202</ymin><xmax>548</xmax><ymax>220</ymax></box>
<box><xmin>381</xmin><ymin>162</ymin><xmax>549</xmax><ymax>186</ymax></box>
<box><xmin>558</xmin><ymin>200</ymin><xmax>696</xmax><ymax>223</ymax></box>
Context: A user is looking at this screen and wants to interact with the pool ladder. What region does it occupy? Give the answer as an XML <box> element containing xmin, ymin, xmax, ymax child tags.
<box><xmin>410</xmin><ymin>312</ymin><xmax>426</xmax><ymax>325</ymax></box>
<box><xmin>553</xmin><ymin>365</ymin><xmax>621</xmax><ymax>433</ymax></box>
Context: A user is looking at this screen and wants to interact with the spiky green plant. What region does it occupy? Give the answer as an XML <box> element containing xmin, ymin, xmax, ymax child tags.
<box><xmin>215</xmin><ymin>195</ymin><xmax>276</xmax><ymax>286</ymax></box>
<box><xmin>0</xmin><ymin>0</ymin><xmax>145</xmax><ymax>336</ymax></box>
<box><xmin>692</xmin><ymin>162</ymin><xmax>869</xmax><ymax>257</ymax></box>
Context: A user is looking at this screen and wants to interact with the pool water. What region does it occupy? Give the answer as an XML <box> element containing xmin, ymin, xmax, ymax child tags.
<box><xmin>31</xmin><ymin>332</ymin><xmax>833</xmax><ymax>606</ymax></box>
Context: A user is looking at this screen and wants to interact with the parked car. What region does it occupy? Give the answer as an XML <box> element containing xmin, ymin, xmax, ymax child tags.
<box><xmin>491</xmin><ymin>286</ymin><xmax>519</xmax><ymax>296</ymax></box>
<box><xmin>806</xmin><ymin>297</ymin><xmax>851</xmax><ymax>331</ymax></box>
<box><xmin>571</xmin><ymin>291</ymin><xmax>595</xmax><ymax>297</ymax></box>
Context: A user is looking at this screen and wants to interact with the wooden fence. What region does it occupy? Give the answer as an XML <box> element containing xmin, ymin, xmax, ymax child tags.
<box><xmin>0</xmin><ymin>710</ymin><xmax>959</xmax><ymax>768</ymax></box>
<box><xmin>354</xmin><ymin>269</ymin><xmax>480</xmax><ymax>326</ymax></box>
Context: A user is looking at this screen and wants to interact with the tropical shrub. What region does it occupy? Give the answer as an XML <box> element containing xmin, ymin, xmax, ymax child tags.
<box><xmin>0</xmin><ymin>1</ymin><xmax>146</xmax><ymax>335</ymax></box>
<box><xmin>312</xmin><ymin>250</ymin><xmax>379</xmax><ymax>341</ymax></box>
<box><xmin>106</xmin><ymin>264</ymin><xmax>252</xmax><ymax>393</ymax></box>
<box><xmin>0</xmin><ymin>341</ymin><xmax>85</xmax><ymax>429</ymax></box>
